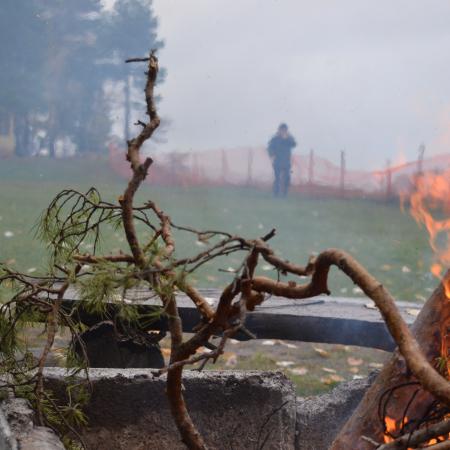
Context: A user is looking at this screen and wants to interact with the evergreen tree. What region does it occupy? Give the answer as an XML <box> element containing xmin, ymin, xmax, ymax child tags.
<box><xmin>0</xmin><ymin>0</ymin><xmax>47</xmax><ymax>155</ymax></box>
<box><xmin>0</xmin><ymin>0</ymin><xmax>164</xmax><ymax>157</ymax></box>
<box><xmin>99</xmin><ymin>0</ymin><xmax>165</xmax><ymax>142</ymax></box>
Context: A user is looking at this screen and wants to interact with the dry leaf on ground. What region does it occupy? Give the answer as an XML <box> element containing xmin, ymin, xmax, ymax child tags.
<box><xmin>289</xmin><ymin>367</ymin><xmax>308</xmax><ymax>376</ymax></box>
<box><xmin>314</xmin><ymin>347</ymin><xmax>330</xmax><ymax>358</ymax></box>
<box><xmin>276</xmin><ymin>360</ymin><xmax>295</xmax><ymax>368</ymax></box>
<box><xmin>347</xmin><ymin>357</ymin><xmax>363</xmax><ymax>366</ymax></box>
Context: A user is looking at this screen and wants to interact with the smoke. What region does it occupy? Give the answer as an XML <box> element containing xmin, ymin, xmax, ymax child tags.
<box><xmin>153</xmin><ymin>0</ymin><xmax>450</xmax><ymax>170</ymax></box>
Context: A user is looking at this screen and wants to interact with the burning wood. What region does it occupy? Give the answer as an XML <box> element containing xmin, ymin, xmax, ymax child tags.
<box><xmin>404</xmin><ymin>167</ymin><xmax>450</xmax><ymax>297</ymax></box>
<box><xmin>331</xmin><ymin>274</ymin><xmax>450</xmax><ymax>449</ymax></box>
<box><xmin>333</xmin><ymin>169</ymin><xmax>450</xmax><ymax>449</ymax></box>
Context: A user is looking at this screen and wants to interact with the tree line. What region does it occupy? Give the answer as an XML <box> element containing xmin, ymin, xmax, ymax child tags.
<box><xmin>0</xmin><ymin>0</ymin><xmax>164</xmax><ymax>158</ymax></box>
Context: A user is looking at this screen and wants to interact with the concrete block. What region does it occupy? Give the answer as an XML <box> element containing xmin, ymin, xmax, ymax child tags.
<box><xmin>45</xmin><ymin>368</ymin><xmax>297</xmax><ymax>450</ymax></box>
<box><xmin>295</xmin><ymin>375</ymin><xmax>376</xmax><ymax>450</ymax></box>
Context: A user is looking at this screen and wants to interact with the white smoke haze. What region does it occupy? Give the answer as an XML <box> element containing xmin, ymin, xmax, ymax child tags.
<box><xmin>152</xmin><ymin>0</ymin><xmax>450</xmax><ymax>169</ymax></box>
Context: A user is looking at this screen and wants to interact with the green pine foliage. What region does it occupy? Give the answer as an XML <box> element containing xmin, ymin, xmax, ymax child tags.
<box><xmin>0</xmin><ymin>187</ymin><xmax>168</xmax><ymax>447</ymax></box>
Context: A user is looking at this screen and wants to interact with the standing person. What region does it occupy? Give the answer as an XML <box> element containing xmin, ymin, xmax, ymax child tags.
<box><xmin>267</xmin><ymin>123</ymin><xmax>296</xmax><ymax>197</ymax></box>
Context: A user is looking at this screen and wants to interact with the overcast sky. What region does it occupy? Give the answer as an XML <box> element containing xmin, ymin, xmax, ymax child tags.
<box><xmin>150</xmin><ymin>0</ymin><xmax>450</xmax><ymax>169</ymax></box>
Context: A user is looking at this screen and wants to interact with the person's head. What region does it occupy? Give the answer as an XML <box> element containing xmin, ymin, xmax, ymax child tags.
<box><xmin>278</xmin><ymin>123</ymin><xmax>288</xmax><ymax>137</ymax></box>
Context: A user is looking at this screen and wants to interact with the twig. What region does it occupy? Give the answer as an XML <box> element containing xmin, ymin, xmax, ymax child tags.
<box><xmin>361</xmin><ymin>435</ymin><xmax>380</xmax><ymax>447</ymax></box>
<box><xmin>252</xmin><ymin>251</ymin><xmax>450</xmax><ymax>407</ymax></box>
<box><xmin>378</xmin><ymin>419</ymin><xmax>450</xmax><ymax>449</ymax></box>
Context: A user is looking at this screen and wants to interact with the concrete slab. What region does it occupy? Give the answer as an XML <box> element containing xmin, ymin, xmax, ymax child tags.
<box><xmin>62</xmin><ymin>287</ymin><xmax>421</xmax><ymax>350</ymax></box>
<box><xmin>295</xmin><ymin>373</ymin><xmax>377</xmax><ymax>450</ymax></box>
<box><xmin>45</xmin><ymin>368</ymin><xmax>297</xmax><ymax>450</ymax></box>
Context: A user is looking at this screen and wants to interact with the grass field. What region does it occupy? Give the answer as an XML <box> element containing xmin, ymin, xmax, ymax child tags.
<box><xmin>0</xmin><ymin>157</ymin><xmax>436</xmax><ymax>301</ymax></box>
<box><xmin>0</xmin><ymin>156</ymin><xmax>437</xmax><ymax>395</ymax></box>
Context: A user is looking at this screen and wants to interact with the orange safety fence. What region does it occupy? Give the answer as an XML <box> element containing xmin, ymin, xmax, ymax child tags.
<box><xmin>109</xmin><ymin>144</ymin><xmax>450</xmax><ymax>198</ymax></box>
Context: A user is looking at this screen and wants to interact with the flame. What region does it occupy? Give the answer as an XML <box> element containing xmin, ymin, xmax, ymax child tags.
<box><xmin>406</xmin><ymin>168</ymin><xmax>450</xmax><ymax>298</ymax></box>
<box><xmin>384</xmin><ymin>415</ymin><xmax>450</xmax><ymax>446</ymax></box>
<box><xmin>383</xmin><ymin>416</ymin><xmax>413</xmax><ymax>448</ymax></box>
<box><xmin>385</xmin><ymin>171</ymin><xmax>450</xmax><ymax>446</ymax></box>
<box><xmin>383</xmin><ymin>416</ymin><xmax>397</xmax><ymax>443</ymax></box>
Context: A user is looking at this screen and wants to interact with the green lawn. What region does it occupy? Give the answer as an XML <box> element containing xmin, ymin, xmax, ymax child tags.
<box><xmin>0</xmin><ymin>156</ymin><xmax>436</xmax><ymax>302</ymax></box>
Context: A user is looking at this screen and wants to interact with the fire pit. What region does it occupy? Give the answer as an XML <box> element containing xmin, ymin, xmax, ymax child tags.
<box><xmin>2</xmin><ymin>368</ymin><xmax>377</xmax><ymax>450</ymax></box>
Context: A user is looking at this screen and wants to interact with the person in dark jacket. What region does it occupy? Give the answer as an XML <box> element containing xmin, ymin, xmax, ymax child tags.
<box><xmin>267</xmin><ymin>123</ymin><xmax>296</xmax><ymax>197</ymax></box>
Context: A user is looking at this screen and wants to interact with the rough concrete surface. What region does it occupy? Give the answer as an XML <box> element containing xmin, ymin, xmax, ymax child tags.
<box><xmin>296</xmin><ymin>375</ymin><xmax>376</xmax><ymax>450</ymax></box>
<box><xmin>45</xmin><ymin>368</ymin><xmax>297</xmax><ymax>450</ymax></box>
<box><xmin>2</xmin><ymin>369</ymin><xmax>373</xmax><ymax>449</ymax></box>
<box><xmin>0</xmin><ymin>397</ymin><xmax>64</xmax><ymax>450</ymax></box>
<box><xmin>0</xmin><ymin>406</ymin><xmax>16</xmax><ymax>450</ymax></box>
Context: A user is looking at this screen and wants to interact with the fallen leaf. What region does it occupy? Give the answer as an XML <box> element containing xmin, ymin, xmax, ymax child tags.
<box><xmin>352</xmin><ymin>375</ymin><xmax>365</xmax><ymax>380</ymax></box>
<box><xmin>329</xmin><ymin>374</ymin><xmax>345</xmax><ymax>382</ymax></box>
<box><xmin>347</xmin><ymin>357</ymin><xmax>363</xmax><ymax>366</ymax></box>
<box><xmin>348</xmin><ymin>367</ymin><xmax>359</xmax><ymax>374</ymax></box>
<box><xmin>276</xmin><ymin>361</ymin><xmax>295</xmax><ymax>368</ymax></box>
<box><xmin>368</xmin><ymin>362</ymin><xmax>384</xmax><ymax>369</ymax></box>
<box><xmin>320</xmin><ymin>376</ymin><xmax>343</xmax><ymax>385</ymax></box>
<box><xmin>406</xmin><ymin>308</ymin><xmax>420</xmax><ymax>317</ymax></box>
<box><xmin>365</xmin><ymin>302</ymin><xmax>377</xmax><ymax>310</ymax></box>
<box><xmin>224</xmin><ymin>353</ymin><xmax>238</xmax><ymax>367</ymax></box>
<box><xmin>282</xmin><ymin>342</ymin><xmax>298</xmax><ymax>349</ymax></box>
<box><xmin>289</xmin><ymin>367</ymin><xmax>308</xmax><ymax>376</ymax></box>
<box><xmin>322</xmin><ymin>367</ymin><xmax>337</xmax><ymax>373</ymax></box>
<box><xmin>225</xmin><ymin>355</ymin><xmax>237</xmax><ymax>367</ymax></box>
<box><xmin>314</xmin><ymin>347</ymin><xmax>330</xmax><ymax>358</ymax></box>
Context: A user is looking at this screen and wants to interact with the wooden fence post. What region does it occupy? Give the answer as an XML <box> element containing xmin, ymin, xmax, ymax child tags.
<box><xmin>192</xmin><ymin>153</ymin><xmax>200</xmax><ymax>185</ymax></box>
<box><xmin>385</xmin><ymin>159</ymin><xmax>392</xmax><ymax>200</ymax></box>
<box><xmin>417</xmin><ymin>143</ymin><xmax>425</xmax><ymax>176</ymax></box>
<box><xmin>221</xmin><ymin>149</ymin><xmax>229</xmax><ymax>184</ymax></box>
<box><xmin>340</xmin><ymin>150</ymin><xmax>346</xmax><ymax>195</ymax></box>
<box><xmin>308</xmin><ymin>148</ymin><xmax>314</xmax><ymax>185</ymax></box>
<box><xmin>246</xmin><ymin>148</ymin><xmax>253</xmax><ymax>186</ymax></box>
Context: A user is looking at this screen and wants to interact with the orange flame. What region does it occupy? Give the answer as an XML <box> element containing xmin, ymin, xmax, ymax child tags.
<box><xmin>395</xmin><ymin>169</ymin><xmax>450</xmax><ymax>446</ymax></box>
<box><xmin>383</xmin><ymin>416</ymin><xmax>413</xmax><ymax>448</ymax></box>
<box><xmin>383</xmin><ymin>416</ymin><xmax>397</xmax><ymax>443</ymax></box>
<box><xmin>384</xmin><ymin>415</ymin><xmax>450</xmax><ymax>446</ymax></box>
<box><xmin>406</xmin><ymin>168</ymin><xmax>450</xmax><ymax>298</ymax></box>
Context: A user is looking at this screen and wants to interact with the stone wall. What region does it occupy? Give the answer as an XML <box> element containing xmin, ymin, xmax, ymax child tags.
<box><xmin>2</xmin><ymin>369</ymin><xmax>374</xmax><ymax>450</ymax></box>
